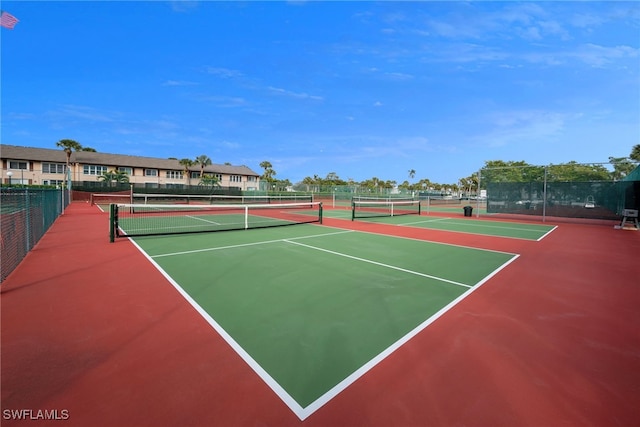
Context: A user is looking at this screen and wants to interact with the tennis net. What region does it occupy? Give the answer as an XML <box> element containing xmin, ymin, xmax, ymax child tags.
<box><xmin>352</xmin><ymin>196</ymin><xmax>417</xmax><ymax>203</ymax></box>
<box><xmin>351</xmin><ymin>200</ymin><xmax>421</xmax><ymax>220</ymax></box>
<box><xmin>90</xmin><ymin>192</ymin><xmax>133</xmax><ymax>206</ymax></box>
<box><xmin>109</xmin><ymin>201</ymin><xmax>323</xmax><ymax>241</ymax></box>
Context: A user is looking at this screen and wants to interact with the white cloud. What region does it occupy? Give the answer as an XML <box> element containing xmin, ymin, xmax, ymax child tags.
<box><xmin>384</xmin><ymin>72</ymin><xmax>414</xmax><ymax>81</ymax></box>
<box><xmin>427</xmin><ymin>43</ymin><xmax>508</xmax><ymax>64</ymax></box>
<box><xmin>476</xmin><ymin>110</ymin><xmax>571</xmax><ymax>148</ymax></box>
<box><xmin>170</xmin><ymin>1</ymin><xmax>199</xmax><ymax>13</ymax></box>
<box><xmin>221</xmin><ymin>140</ymin><xmax>241</xmax><ymax>149</ymax></box>
<box><xmin>162</xmin><ymin>80</ymin><xmax>198</xmax><ymax>86</ymax></box>
<box><xmin>205</xmin><ymin>67</ymin><xmax>244</xmax><ymax>79</ymax></box>
<box><xmin>48</xmin><ymin>105</ymin><xmax>116</xmax><ymax>123</ymax></box>
<box><xmin>572</xmin><ymin>43</ymin><xmax>639</xmax><ymax>68</ymax></box>
<box><xmin>521</xmin><ymin>43</ymin><xmax>639</xmax><ymax>68</ymax></box>
<box><xmin>267</xmin><ymin>86</ymin><xmax>324</xmax><ymax>101</ymax></box>
<box><xmin>7</xmin><ymin>112</ymin><xmax>36</xmax><ymax>120</ymax></box>
<box><xmin>197</xmin><ymin>95</ymin><xmax>247</xmax><ymax>108</ymax></box>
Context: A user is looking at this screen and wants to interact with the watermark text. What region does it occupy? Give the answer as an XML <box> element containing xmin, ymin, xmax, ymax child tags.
<box><xmin>3</xmin><ymin>409</ymin><xmax>69</xmax><ymax>421</ymax></box>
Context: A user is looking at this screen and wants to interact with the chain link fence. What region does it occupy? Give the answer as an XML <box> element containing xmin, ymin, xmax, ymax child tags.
<box><xmin>1</xmin><ymin>188</ymin><xmax>69</xmax><ymax>282</ymax></box>
<box><xmin>483</xmin><ymin>164</ymin><xmax>639</xmax><ymax>222</ymax></box>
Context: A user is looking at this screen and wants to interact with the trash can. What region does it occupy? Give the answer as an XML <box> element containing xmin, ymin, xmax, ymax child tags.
<box><xmin>463</xmin><ymin>205</ymin><xmax>473</xmax><ymax>217</ymax></box>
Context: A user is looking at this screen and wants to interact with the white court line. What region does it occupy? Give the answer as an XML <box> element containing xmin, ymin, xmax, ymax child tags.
<box><xmin>284</xmin><ymin>239</ymin><xmax>472</xmax><ymax>289</ymax></box>
<box><xmin>298</xmin><ymin>252</ymin><xmax>520</xmax><ymax>419</ymax></box>
<box><xmin>377</xmin><ymin>217</ymin><xmax>554</xmax><ymax>241</ymax></box>
<box><xmin>404</xmin><ymin>218</ymin><xmax>551</xmax><ymax>233</ymax></box>
<box><xmin>537</xmin><ymin>225</ymin><xmax>558</xmax><ymax>241</ymax></box>
<box><xmin>151</xmin><ymin>230</ymin><xmax>355</xmax><ymax>258</ymax></box>
<box><xmin>401</xmin><ymin>217</ymin><xmax>451</xmax><ymax>225</ymax></box>
<box><xmin>328</xmin><ymin>225</ymin><xmax>518</xmax><ymax>256</ymax></box>
<box><xmin>128</xmin><ymin>229</ymin><xmax>519</xmax><ymax>421</ymax></box>
<box><xmin>187</xmin><ymin>214</ymin><xmax>221</xmax><ymax>225</ymax></box>
<box><xmin>126</xmin><ymin>237</ymin><xmax>307</xmax><ymax>419</ymax></box>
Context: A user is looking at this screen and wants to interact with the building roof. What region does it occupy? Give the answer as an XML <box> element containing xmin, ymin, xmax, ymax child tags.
<box><xmin>0</xmin><ymin>144</ymin><xmax>260</xmax><ymax>176</ymax></box>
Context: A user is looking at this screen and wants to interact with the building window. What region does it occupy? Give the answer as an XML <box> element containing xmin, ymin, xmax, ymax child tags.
<box><xmin>43</xmin><ymin>180</ymin><xmax>64</xmax><ymax>186</ymax></box>
<box><xmin>9</xmin><ymin>160</ymin><xmax>28</xmax><ymax>170</ymax></box>
<box><xmin>83</xmin><ymin>165</ymin><xmax>108</xmax><ymax>175</ymax></box>
<box><xmin>247</xmin><ymin>176</ymin><xmax>257</xmax><ymax>182</ymax></box>
<box><xmin>144</xmin><ymin>169</ymin><xmax>158</xmax><ymax>177</ymax></box>
<box><xmin>166</xmin><ymin>170</ymin><xmax>183</xmax><ymax>179</ymax></box>
<box><xmin>214</xmin><ymin>174</ymin><xmax>222</xmax><ymax>181</ymax></box>
<box><xmin>190</xmin><ymin>171</ymin><xmax>200</xmax><ymax>179</ymax></box>
<box><xmin>42</xmin><ymin>163</ymin><xmax>66</xmax><ymax>174</ymax></box>
<box><xmin>230</xmin><ymin>175</ymin><xmax>242</xmax><ymax>182</ymax></box>
<box><xmin>118</xmin><ymin>167</ymin><xmax>133</xmax><ymax>175</ymax></box>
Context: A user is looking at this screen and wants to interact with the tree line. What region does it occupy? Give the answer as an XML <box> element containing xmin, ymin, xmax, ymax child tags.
<box><xmin>54</xmin><ymin>139</ymin><xmax>639</xmax><ymax>193</ymax></box>
<box><xmin>260</xmin><ymin>144</ymin><xmax>640</xmax><ymax>194</ymax></box>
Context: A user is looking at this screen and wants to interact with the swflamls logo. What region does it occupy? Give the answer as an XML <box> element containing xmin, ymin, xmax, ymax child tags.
<box><xmin>2</xmin><ymin>409</ymin><xmax>70</xmax><ymax>420</ymax></box>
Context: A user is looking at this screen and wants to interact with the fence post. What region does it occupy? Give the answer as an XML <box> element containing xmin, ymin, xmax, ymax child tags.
<box><xmin>25</xmin><ymin>189</ymin><xmax>31</xmax><ymax>252</ymax></box>
<box><xmin>542</xmin><ymin>166</ymin><xmax>548</xmax><ymax>223</ymax></box>
<box><xmin>476</xmin><ymin>168</ymin><xmax>481</xmax><ymax>218</ymax></box>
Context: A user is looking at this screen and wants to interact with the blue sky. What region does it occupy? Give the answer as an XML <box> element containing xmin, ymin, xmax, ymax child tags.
<box><xmin>1</xmin><ymin>1</ymin><xmax>639</xmax><ymax>185</ymax></box>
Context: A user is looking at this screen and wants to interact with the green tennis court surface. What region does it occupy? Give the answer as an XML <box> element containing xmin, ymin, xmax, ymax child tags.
<box><xmin>131</xmin><ymin>224</ymin><xmax>517</xmax><ymax>419</ymax></box>
<box><xmin>325</xmin><ymin>210</ymin><xmax>555</xmax><ymax>240</ymax></box>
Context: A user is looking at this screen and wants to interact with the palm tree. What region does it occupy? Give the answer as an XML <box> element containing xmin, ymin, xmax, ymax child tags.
<box><xmin>199</xmin><ymin>174</ymin><xmax>220</xmax><ymax>190</ymax></box>
<box><xmin>195</xmin><ymin>154</ymin><xmax>212</xmax><ymax>180</ymax></box>
<box><xmin>98</xmin><ymin>170</ymin><xmax>130</xmax><ymax>187</ymax></box>
<box><xmin>260</xmin><ymin>160</ymin><xmax>276</xmax><ymax>183</ymax></box>
<box><xmin>408</xmin><ymin>169</ymin><xmax>416</xmax><ymax>180</ymax></box>
<box><xmin>631</xmin><ymin>144</ymin><xmax>640</xmax><ymax>161</ymax></box>
<box><xmin>179</xmin><ymin>158</ymin><xmax>195</xmax><ymax>186</ymax></box>
<box><xmin>56</xmin><ymin>139</ymin><xmax>82</xmax><ymax>172</ymax></box>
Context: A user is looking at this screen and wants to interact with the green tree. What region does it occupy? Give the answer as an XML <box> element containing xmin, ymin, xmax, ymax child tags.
<box><xmin>199</xmin><ymin>173</ymin><xmax>220</xmax><ymax>189</ymax></box>
<box><xmin>325</xmin><ymin>172</ymin><xmax>347</xmax><ymax>186</ymax></box>
<box><xmin>273</xmin><ymin>179</ymin><xmax>292</xmax><ymax>192</ymax></box>
<box><xmin>408</xmin><ymin>169</ymin><xmax>416</xmax><ymax>180</ymax></box>
<box><xmin>382</xmin><ymin>179</ymin><xmax>396</xmax><ymax>189</ymax></box>
<box><xmin>609</xmin><ymin>157</ymin><xmax>636</xmax><ymax>180</ymax></box>
<box><xmin>195</xmin><ymin>154</ymin><xmax>212</xmax><ymax>179</ymax></box>
<box><xmin>360</xmin><ymin>177</ymin><xmax>382</xmax><ymax>192</ymax></box>
<box><xmin>480</xmin><ymin>160</ymin><xmax>544</xmax><ymax>184</ymax></box>
<box><xmin>98</xmin><ymin>170</ymin><xmax>129</xmax><ymax>187</ymax></box>
<box><xmin>56</xmin><ymin>139</ymin><xmax>83</xmax><ymax>171</ymax></box>
<box><xmin>630</xmin><ymin>144</ymin><xmax>640</xmax><ymax>161</ymax></box>
<box><xmin>299</xmin><ymin>175</ymin><xmax>321</xmax><ymax>192</ymax></box>
<box><xmin>459</xmin><ymin>174</ymin><xmax>479</xmax><ymax>196</ymax></box>
<box><xmin>179</xmin><ymin>158</ymin><xmax>195</xmax><ymax>186</ymax></box>
<box><xmin>260</xmin><ymin>160</ymin><xmax>276</xmax><ymax>183</ymax></box>
<box><xmin>546</xmin><ymin>162</ymin><xmax>610</xmax><ymax>181</ymax></box>
<box><xmin>416</xmin><ymin>178</ymin><xmax>432</xmax><ymax>192</ymax></box>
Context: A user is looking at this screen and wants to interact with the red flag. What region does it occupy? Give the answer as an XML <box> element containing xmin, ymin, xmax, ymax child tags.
<box><xmin>1</xmin><ymin>11</ymin><xmax>19</xmax><ymax>29</ymax></box>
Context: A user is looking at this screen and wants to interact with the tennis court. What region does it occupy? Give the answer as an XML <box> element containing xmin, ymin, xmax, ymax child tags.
<box><xmin>130</xmin><ymin>222</ymin><xmax>517</xmax><ymax>419</ymax></box>
<box><xmin>325</xmin><ymin>203</ymin><xmax>556</xmax><ymax>240</ymax></box>
<box><xmin>3</xmin><ymin>201</ymin><xmax>639</xmax><ymax>426</ymax></box>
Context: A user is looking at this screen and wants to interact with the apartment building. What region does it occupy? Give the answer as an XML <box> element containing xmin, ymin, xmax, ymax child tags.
<box><xmin>0</xmin><ymin>144</ymin><xmax>261</xmax><ymax>191</ymax></box>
